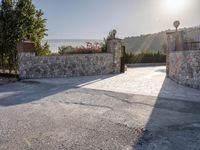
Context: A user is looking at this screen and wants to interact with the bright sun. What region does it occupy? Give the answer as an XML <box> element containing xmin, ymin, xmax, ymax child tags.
<box><xmin>164</xmin><ymin>0</ymin><xmax>187</xmax><ymax>14</ymax></box>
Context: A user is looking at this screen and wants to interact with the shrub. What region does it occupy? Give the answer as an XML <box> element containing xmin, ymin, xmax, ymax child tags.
<box><xmin>58</xmin><ymin>42</ymin><xmax>102</xmax><ymax>55</ymax></box>
<box><xmin>58</xmin><ymin>46</ymin><xmax>74</xmax><ymax>55</ymax></box>
<box><xmin>124</xmin><ymin>50</ymin><xmax>166</xmax><ymax>64</ymax></box>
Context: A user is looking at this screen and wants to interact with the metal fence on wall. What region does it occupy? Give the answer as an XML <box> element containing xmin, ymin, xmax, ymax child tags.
<box><xmin>42</xmin><ymin>39</ymin><xmax>103</xmax><ymax>53</ymax></box>
<box><xmin>183</xmin><ymin>26</ymin><xmax>200</xmax><ymax>50</ymax></box>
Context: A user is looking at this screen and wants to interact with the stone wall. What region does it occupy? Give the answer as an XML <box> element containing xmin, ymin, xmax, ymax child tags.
<box><xmin>169</xmin><ymin>50</ymin><xmax>200</xmax><ymax>89</ymax></box>
<box><xmin>18</xmin><ymin>53</ymin><xmax>115</xmax><ymax>79</ymax></box>
<box><xmin>18</xmin><ymin>39</ymin><xmax>122</xmax><ymax>79</ymax></box>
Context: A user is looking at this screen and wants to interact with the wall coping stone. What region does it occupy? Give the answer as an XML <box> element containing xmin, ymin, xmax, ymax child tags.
<box><xmin>18</xmin><ymin>38</ymin><xmax>123</xmax><ymax>79</ymax></box>
<box><xmin>169</xmin><ymin>50</ymin><xmax>200</xmax><ymax>53</ymax></box>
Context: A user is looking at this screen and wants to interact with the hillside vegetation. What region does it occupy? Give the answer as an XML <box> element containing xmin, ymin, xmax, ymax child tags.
<box><xmin>123</xmin><ymin>26</ymin><xmax>200</xmax><ymax>53</ymax></box>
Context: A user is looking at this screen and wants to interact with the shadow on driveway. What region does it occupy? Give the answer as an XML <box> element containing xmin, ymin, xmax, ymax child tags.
<box><xmin>1</xmin><ymin>67</ymin><xmax>200</xmax><ymax>149</ymax></box>
<box><xmin>0</xmin><ymin>74</ymin><xmax>117</xmax><ymax>106</ymax></box>
<box><xmin>133</xmin><ymin>78</ymin><xmax>200</xmax><ymax>150</ymax></box>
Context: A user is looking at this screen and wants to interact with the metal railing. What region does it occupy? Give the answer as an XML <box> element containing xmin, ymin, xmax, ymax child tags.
<box><xmin>183</xmin><ymin>27</ymin><xmax>200</xmax><ymax>51</ymax></box>
<box><xmin>183</xmin><ymin>41</ymin><xmax>200</xmax><ymax>51</ymax></box>
<box><xmin>42</xmin><ymin>39</ymin><xmax>103</xmax><ymax>53</ymax></box>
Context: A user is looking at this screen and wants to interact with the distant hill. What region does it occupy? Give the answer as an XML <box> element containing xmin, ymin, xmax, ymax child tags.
<box><xmin>123</xmin><ymin>26</ymin><xmax>200</xmax><ymax>53</ymax></box>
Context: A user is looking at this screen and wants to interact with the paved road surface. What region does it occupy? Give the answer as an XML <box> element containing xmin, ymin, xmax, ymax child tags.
<box><xmin>0</xmin><ymin>66</ymin><xmax>200</xmax><ymax>150</ymax></box>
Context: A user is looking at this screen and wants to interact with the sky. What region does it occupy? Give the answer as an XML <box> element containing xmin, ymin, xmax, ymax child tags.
<box><xmin>33</xmin><ymin>0</ymin><xmax>200</xmax><ymax>39</ymax></box>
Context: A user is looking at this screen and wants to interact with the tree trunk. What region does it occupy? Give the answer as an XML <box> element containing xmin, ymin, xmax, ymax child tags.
<box><xmin>0</xmin><ymin>53</ymin><xmax>5</xmax><ymax>73</ymax></box>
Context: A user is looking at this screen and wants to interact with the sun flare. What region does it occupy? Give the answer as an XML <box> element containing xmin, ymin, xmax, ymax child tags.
<box><xmin>163</xmin><ymin>0</ymin><xmax>187</xmax><ymax>14</ymax></box>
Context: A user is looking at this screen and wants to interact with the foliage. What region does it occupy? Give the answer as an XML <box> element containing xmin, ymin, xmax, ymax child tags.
<box><xmin>74</xmin><ymin>46</ymin><xmax>101</xmax><ymax>54</ymax></box>
<box><xmin>15</xmin><ymin>0</ymin><xmax>50</xmax><ymax>55</ymax></box>
<box><xmin>58</xmin><ymin>46</ymin><xmax>74</xmax><ymax>55</ymax></box>
<box><xmin>58</xmin><ymin>42</ymin><xmax>102</xmax><ymax>55</ymax></box>
<box><xmin>0</xmin><ymin>0</ymin><xmax>18</xmax><ymax>73</ymax></box>
<box><xmin>101</xmin><ymin>29</ymin><xmax>117</xmax><ymax>53</ymax></box>
<box><xmin>0</xmin><ymin>0</ymin><xmax>49</xmax><ymax>74</ymax></box>
<box><xmin>124</xmin><ymin>49</ymin><xmax>166</xmax><ymax>64</ymax></box>
<box><xmin>38</xmin><ymin>43</ymin><xmax>51</xmax><ymax>56</ymax></box>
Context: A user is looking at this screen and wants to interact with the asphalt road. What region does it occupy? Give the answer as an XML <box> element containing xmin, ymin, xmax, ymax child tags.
<box><xmin>0</xmin><ymin>66</ymin><xmax>200</xmax><ymax>150</ymax></box>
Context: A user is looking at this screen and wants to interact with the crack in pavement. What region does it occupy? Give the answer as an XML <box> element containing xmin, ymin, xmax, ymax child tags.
<box><xmin>64</xmin><ymin>101</ymin><xmax>113</xmax><ymax>110</ymax></box>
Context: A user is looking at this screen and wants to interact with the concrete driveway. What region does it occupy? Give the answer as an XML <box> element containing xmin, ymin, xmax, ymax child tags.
<box><xmin>0</xmin><ymin>66</ymin><xmax>200</xmax><ymax>150</ymax></box>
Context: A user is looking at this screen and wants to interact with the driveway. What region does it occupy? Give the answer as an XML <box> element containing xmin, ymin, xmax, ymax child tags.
<box><xmin>0</xmin><ymin>66</ymin><xmax>200</xmax><ymax>150</ymax></box>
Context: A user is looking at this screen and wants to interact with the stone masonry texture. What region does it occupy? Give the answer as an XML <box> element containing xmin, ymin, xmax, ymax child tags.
<box><xmin>169</xmin><ymin>50</ymin><xmax>200</xmax><ymax>89</ymax></box>
<box><xmin>18</xmin><ymin>39</ymin><xmax>122</xmax><ymax>79</ymax></box>
<box><xmin>107</xmin><ymin>39</ymin><xmax>122</xmax><ymax>73</ymax></box>
<box><xmin>18</xmin><ymin>53</ymin><xmax>114</xmax><ymax>79</ymax></box>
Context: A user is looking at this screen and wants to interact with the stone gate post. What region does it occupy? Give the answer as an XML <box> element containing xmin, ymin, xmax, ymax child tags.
<box><xmin>166</xmin><ymin>31</ymin><xmax>176</xmax><ymax>77</ymax></box>
<box><xmin>166</xmin><ymin>30</ymin><xmax>184</xmax><ymax>77</ymax></box>
<box><xmin>107</xmin><ymin>38</ymin><xmax>122</xmax><ymax>74</ymax></box>
<box><xmin>17</xmin><ymin>41</ymin><xmax>36</xmax><ymax>79</ymax></box>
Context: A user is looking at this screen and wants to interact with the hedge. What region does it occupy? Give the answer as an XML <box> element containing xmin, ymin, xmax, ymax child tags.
<box><xmin>124</xmin><ymin>51</ymin><xmax>166</xmax><ymax>64</ymax></box>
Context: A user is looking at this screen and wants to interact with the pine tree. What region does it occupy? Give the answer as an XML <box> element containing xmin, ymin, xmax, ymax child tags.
<box><xmin>0</xmin><ymin>0</ymin><xmax>50</xmax><ymax>73</ymax></box>
<box><xmin>33</xmin><ymin>9</ymin><xmax>50</xmax><ymax>55</ymax></box>
<box><xmin>0</xmin><ymin>0</ymin><xmax>17</xmax><ymax>73</ymax></box>
<box><xmin>15</xmin><ymin>0</ymin><xmax>50</xmax><ymax>55</ymax></box>
<box><xmin>0</xmin><ymin>3</ymin><xmax>4</xmax><ymax>71</ymax></box>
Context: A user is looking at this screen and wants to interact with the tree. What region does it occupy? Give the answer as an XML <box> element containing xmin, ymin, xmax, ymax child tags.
<box><xmin>0</xmin><ymin>3</ymin><xmax>4</xmax><ymax>72</ymax></box>
<box><xmin>15</xmin><ymin>0</ymin><xmax>50</xmax><ymax>55</ymax></box>
<box><xmin>38</xmin><ymin>43</ymin><xmax>50</xmax><ymax>56</ymax></box>
<box><xmin>0</xmin><ymin>0</ymin><xmax>18</xmax><ymax>73</ymax></box>
<box><xmin>0</xmin><ymin>0</ymin><xmax>50</xmax><ymax>74</ymax></box>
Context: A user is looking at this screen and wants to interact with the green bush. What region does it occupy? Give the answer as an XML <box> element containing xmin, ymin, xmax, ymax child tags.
<box><xmin>58</xmin><ymin>45</ymin><xmax>102</xmax><ymax>55</ymax></box>
<box><xmin>124</xmin><ymin>50</ymin><xmax>166</xmax><ymax>64</ymax></box>
<box><xmin>58</xmin><ymin>46</ymin><xmax>75</xmax><ymax>55</ymax></box>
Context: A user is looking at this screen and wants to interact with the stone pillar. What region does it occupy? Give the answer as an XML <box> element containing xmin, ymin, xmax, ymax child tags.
<box><xmin>166</xmin><ymin>30</ymin><xmax>184</xmax><ymax>77</ymax></box>
<box><xmin>166</xmin><ymin>31</ymin><xmax>176</xmax><ymax>77</ymax></box>
<box><xmin>17</xmin><ymin>41</ymin><xmax>36</xmax><ymax>79</ymax></box>
<box><xmin>175</xmin><ymin>31</ymin><xmax>184</xmax><ymax>51</ymax></box>
<box><xmin>107</xmin><ymin>38</ymin><xmax>122</xmax><ymax>73</ymax></box>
